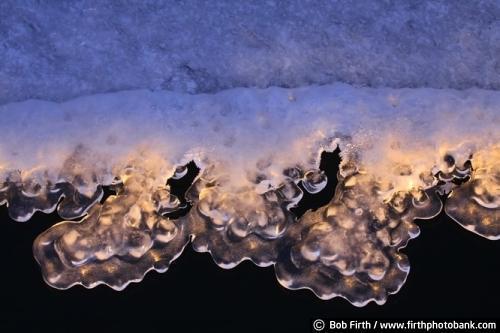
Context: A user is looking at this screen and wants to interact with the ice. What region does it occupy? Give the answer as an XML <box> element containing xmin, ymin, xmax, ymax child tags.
<box><xmin>0</xmin><ymin>83</ymin><xmax>498</xmax><ymax>305</ymax></box>
<box><xmin>445</xmin><ymin>147</ymin><xmax>500</xmax><ymax>240</ymax></box>
<box><xmin>33</xmin><ymin>153</ymin><xmax>189</xmax><ymax>290</ymax></box>
<box><xmin>1</xmin><ymin>0</ymin><xmax>499</xmax><ymax>306</ymax></box>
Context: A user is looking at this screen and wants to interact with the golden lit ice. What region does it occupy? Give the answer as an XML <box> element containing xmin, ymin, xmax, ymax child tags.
<box><xmin>0</xmin><ymin>84</ymin><xmax>498</xmax><ymax>306</ymax></box>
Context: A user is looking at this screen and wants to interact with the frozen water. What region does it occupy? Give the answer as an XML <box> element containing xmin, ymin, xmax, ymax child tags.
<box><xmin>0</xmin><ymin>84</ymin><xmax>498</xmax><ymax>304</ymax></box>
<box><xmin>1</xmin><ymin>0</ymin><xmax>499</xmax><ymax>306</ymax></box>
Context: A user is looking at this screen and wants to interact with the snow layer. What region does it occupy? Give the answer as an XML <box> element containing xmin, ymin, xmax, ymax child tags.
<box><xmin>1</xmin><ymin>84</ymin><xmax>498</xmax><ymax>193</ymax></box>
<box><xmin>1</xmin><ymin>1</ymin><xmax>499</xmax><ymax>306</ymax></box>
<box><xmin>2</xmin><ymin>0</ymin><xmax>500</xmax><ymax>105</ymax></box>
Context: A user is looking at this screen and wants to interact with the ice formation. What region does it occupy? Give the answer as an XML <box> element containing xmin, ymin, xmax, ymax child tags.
<box><xmin>0</xmin><ymin>83</ymin><xmax>498</xmax><ymax>305</ymax></box>
<box><xmin>1</xmin><ymin>0</ymin><xmax>499</xmax><ymax>307</ymax></box>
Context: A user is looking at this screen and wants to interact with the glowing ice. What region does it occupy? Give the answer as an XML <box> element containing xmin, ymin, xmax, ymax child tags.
<box><xmin>0</xmin><ymin>84</ymin><xmax>498</xmax><ymax>305</ymax></box>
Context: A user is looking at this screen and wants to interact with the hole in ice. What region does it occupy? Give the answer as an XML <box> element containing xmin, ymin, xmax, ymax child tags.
<box><xmin>163</xmin><ymin>161</ymin><xmax>200</xmax><ymax>220</ymax></box>
<box><xmin>290</xmin><ymin>149</ymin><xmax>340</xmax><ymax>219</ymax></box>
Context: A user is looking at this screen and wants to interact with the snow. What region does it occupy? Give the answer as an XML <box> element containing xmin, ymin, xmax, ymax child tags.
<box><xmin>1</xmin><ymin>1</ymin><xmax>499</xmax><ymax>305</ymax></box>
<box><xmin>1</xmin><ymin>1</ymin><xmax>500</xmax><ymax>105</ymax></box>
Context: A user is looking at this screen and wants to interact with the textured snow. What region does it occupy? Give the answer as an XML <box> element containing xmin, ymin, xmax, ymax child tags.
<box><xmin>1</xmin><ymin>0</ymin><xmax>500</xmax><ymax>105</ymax></box>
<box><xmin>1</xmin><ymin>84</ymin><xmax>498</xmax><ymax>193</ymax></box>
<box><xmin>1</xmin><ymin>1</ymin><xmax>499</xmax><ymax>305</ymax></box>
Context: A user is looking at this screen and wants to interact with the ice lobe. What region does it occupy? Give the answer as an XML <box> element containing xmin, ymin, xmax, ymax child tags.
<box><xmin>275</xmin><ymin>167</ymin><xmax>443</xmax><ymax>306</ymax></box>
<box><xmin>187</xmin><ymin>165</ymin><xmax>306</xmax><ymax>268</ymax></box>
<box><xmin>34</xmin><ymin>153</ymin><xmax>189</xmax><ymax>290</ymax></box>
<box><xmin>445</xmin><ymin>146</ymin><xmax>500</xmax><ymax>240</ymax></box>
<box><xmin>1</xmin><ymin>83</ymin><xmax>499</xmax><ymax>304</ymax></box>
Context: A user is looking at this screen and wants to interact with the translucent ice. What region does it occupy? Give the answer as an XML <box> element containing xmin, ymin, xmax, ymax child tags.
<box><xmin>33</xmin><ymin>153</ymin><xmax>189</xmax><ymax>290</ymax></box>
<box><xmin>1</xmin><ymin>83</ymin><xmax>498</xmax><ymax>305</ymax></box>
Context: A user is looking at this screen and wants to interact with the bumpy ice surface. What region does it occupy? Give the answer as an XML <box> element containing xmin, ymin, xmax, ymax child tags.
<box><xmin>1</xmin><ymin>1</ymin><xmax>499</xmax><ymax>306</ymax></box>
<box><xmin>1</xmin><ymin>84</ymin><xmax>498</xmax><ymax>305</ymax></box>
